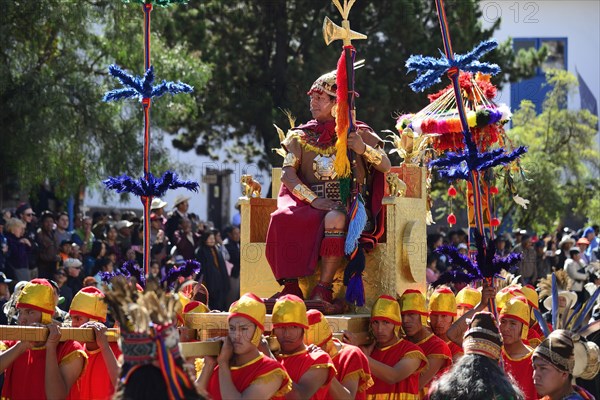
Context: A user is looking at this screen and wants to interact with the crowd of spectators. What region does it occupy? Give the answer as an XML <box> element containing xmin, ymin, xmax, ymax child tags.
<box><xmin>0</xmin><ymin>195</ymin><xmax>241</xmax><ymax>314</ymax></box>
<box><xmin>426</xmin><ymin>225</ymin><xmax>600</xmax><ymax>304</ymax></box>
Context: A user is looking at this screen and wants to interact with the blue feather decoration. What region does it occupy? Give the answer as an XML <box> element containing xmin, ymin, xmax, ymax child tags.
<box><xmin>552</xmin><ymin>274</ymin><xmax>559</xmax><ymax>329</ymax></box>
<box><xmin>100</xmin><ymin>260</ymin><xmax>146</xmax><ymax>287</ymax></box>
<box><xmin>533</xmin><ymin>308</ymin><xmax>551</xmax><ymax>337</ymax></box>
<box><xmin>161</xmin><ymin>260</ymin><xmax>202</xmax><ymax>289</ymax></box>
<box><xmin>406</xmin><ymin>39</ymin><xmax>501</xmax><ymax>93</ymax></box>
<box><xmin>573</xmin><ymin>286</ymin><xmax>600</xmax><ymax>331</ymax></box>
<box><xmin>103</xmin><ymin>170</ymin><xmax>199</xmax><ymax>198</ymax></box>
<box><xmin>344</xmin><ymin>246</ymin><xmax>366</xmax><ymax>306</ymax></box>
<box><xmin>345</xmin><ymin>195</ymin><xmax>368</xmax><ymax>255</ymax></box>
<box><xmin>103</xmin><ymin>64</ymin><xmax>193</xmax><ymax>103</ymax></box>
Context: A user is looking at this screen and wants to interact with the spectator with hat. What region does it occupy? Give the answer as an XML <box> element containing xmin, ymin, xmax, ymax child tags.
<box><xmin>69</xmin><ymin>286</ymin><xmax>121</xmax><ymax>400</ymax></box>
<box><xmin>165</xmin><ymin>194</ymin><xmax>191</xmax><ymax>245</ymax></box>
<box><xmin>64</xmin><ymin>257</ymin><xmax>84</xmax><ymax>295</ymax></box>
<box><xmin>115</xmin><ymin>219</ymin><xmax>133</xmax><ymax>256</ymax></box>
<box><xmin>516</xmin><ymin>234</ymin><xmax>538</xmax><ymax>285</ymax></box>
<box><xmin>428</xmin><ymin>311</ymin><xmax>524</xmax><ymax>399</ymax></box>
<box><xmin>0</xmin><ymin>279</ymin><xmax>86</xmax><ymax>399</ymax></box>
<box><xmin>576</xmin><ymin>237</ymin><xmax>591</xmax><ymax>265</ymax></box>
<box><xmin>532</xmin><ymin>330</ymin><xmax>595</xmax><ymax>399</ymax></box>
<box><xmin>150</xmin><ymin>197</ymin><xmax>168</xmax><ymax>226</ymax></box>
<box><xmin>582</xmin><ymin>226</ymin><xmax>599</xmax><ymax>263</ymax></box>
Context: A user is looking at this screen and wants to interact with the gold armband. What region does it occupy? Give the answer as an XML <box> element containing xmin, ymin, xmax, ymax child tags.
<box><xmin>282</xmin><ymin>152</ymin><xmax>300</xmax><ymax>169</ymax></box>
<box><xmin>292</xmin><ymin>184</ymin><xmax>318</xmax><ymax>204</ymax></box>
<box><xmin>362</xmin><ymin>144</ymin><xmax>383</xmax><ymax>165</ymax></box>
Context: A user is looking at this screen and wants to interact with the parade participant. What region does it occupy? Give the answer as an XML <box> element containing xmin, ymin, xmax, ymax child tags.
<box><xmin>446</xmin><ymin>284</ymin><xmax>497</xmax><ymax>347</ymax></box>
<box><xmin>532</xmin><ymin>330</ymin><xmax>596</xmax><ymax>400</ymax></box>
<box><xmin>103</xmin><ymin>277</ymin><xmax>201</xmax><ymax>400</ymax></box>
<box><xmin>455</xmin><ymin>286</ymin><xmax>482</xmax><ymax>317</ymax></box>
<box><xmin>499</xmin><ymin>296</ymin><xmax>538</xmax><ymax>400</ymax></box>
<box><xmin>266</xmin><ymin>69</ymin><xmax>390</xmax><ymax>304</ymax></box>
<box><xmin>428</xmin><ymin>287</ymin><xmax>463</xmax><ymax>361</ymax></box>
<box><xmin>521</xmin><ymin>284</ymin><xmax>545</xmax><ymax>346</ymax></box>
<box><xmin>271</xmin><ymin>294</ymin><xmax>336</xmax><ymax>399</ymax></box>
<box><xmin>69</xmin><ymin>286</ymin><xmax>120</xmax><ymax>400</ymax></box>
<box><xmin>399</xmin><ymin>289</ymin><xmax>452</xmax><ymax>394</ymax></box>
<box><xmin>305</xmin><ymin>309</ymin><xmax>373</xmax><ymax>399</ymax></box>
<box><xmin>496</xmin><ymin>286</ymin><xmax>542</xmax><ymax>347</ymax></box>
<box><xmin>177</xmin><ymin>300</ymin><xmax>209</xmax><ymax>328</ymax></box>
<box><xmin>0</xmin><ymin>278</ymin><xmax>87</xmax><ymax>399</ymax></box>
<box><xmin>428</xmin><ymin>312</ymin><xmax>524</xmax><ymax>400</ymax></box>
<box><xmin>345</xmin><ymin>294</ymin><xmax>427</xmax><ymax>399</ymax></box>
<box><xmin>197</xmin><ymin>293</ymin><xmax>291</xmax><ymax>400</ymax></box>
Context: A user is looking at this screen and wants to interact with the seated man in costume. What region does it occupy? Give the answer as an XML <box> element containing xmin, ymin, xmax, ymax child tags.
<box><xmin>345</xmin><ymin>294</ymin><xmax>427</xmax><ymax>399</ymax></box>
<box><xmin>0</xmin><ymin>278</ymin><xmax>87</xmax><ymax>399</ymax></box>
<box><xmin>532</xmin><ymin>330</ymin><xmax>595</xmax><ymax>400</ymax></box>
<box><xmin>499</xmin><ymin>296</ymin><xmax>538</xmax><ymax>400</ymax></box>
<box><xmin>399</xmin><ymin>289</ymin><xmax>452</xmax><ymax>395</ymax></box>
<box><xmin>271</xmin><ymin>294</ymin><xmax>336</xmax><ymax>399</ymax></box>
<box><xmin>197</xmin><ymin>293</ymin><xmax>291</xmax><ymax>399</ymax></box>
<box><xmin>305</xmin><ymin>309</ymin><xmax>373</xmax><ymax>399</ymax></box>
<box><xmin>266</xmin><ymin>69</ymin><xmax>391</xmax><ymax>304</ymax></box>
<box><xmin>69</xmin><ymin>286</ymin><xmax>121</xmax><ymax>400</ymax></box>
<box><xmin>428</xmin><ymin>286</ymin><xmax>463</xmax><ymax>362</ymax></box>
<box><xmin>428</xmin><ymin>311</ymin><xmax>524</xmax><ymax>400</ymax></box>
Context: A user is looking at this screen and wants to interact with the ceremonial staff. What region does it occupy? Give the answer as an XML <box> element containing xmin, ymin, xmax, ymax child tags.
<box><xmin>323</xmin><ymin>0</ymin><xmax>367</xmax><ymax>258</ymax></box>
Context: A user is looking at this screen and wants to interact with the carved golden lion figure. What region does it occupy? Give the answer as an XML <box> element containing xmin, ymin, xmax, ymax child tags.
<box><xmin>241</xmin><ymin>175</ymin><xmax>261</xmax><ymax>198</ymax></box>
<box><xmin>386</xmin><ymin>173</ymin><xmax>407</xmax><ymax>197</ymax></box>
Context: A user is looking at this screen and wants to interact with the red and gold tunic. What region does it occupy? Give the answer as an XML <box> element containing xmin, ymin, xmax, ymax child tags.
<box><xmin>415</xmin><ymin>333</ymin><xmax>452</xmax><ymax>394</ymax></box>
<box><xmin>366</xmin><ymin>338</ymin><xmax>428</xmax><ymax>400</ymax></box>
<box><xmin>330</xmin><ymin>339</ymin><xmax>373</xmax><ymax>400</ymax></box>
<box><xmin>70</xmin><ymin>342</ymin><xmax>122</xmax><ymax>400</ymax></box>
<box><xmin>1</xmin><ymin>340</ymin><xmax>87</xmax><ymax>400</ymax></box>
<box><xmin>276</xmin><ymin>348</ymin><xmax>336</xmax><ymax>400</ymax></box>
<box><xmin>446</xmin><ymin>340</ymin><xmax>463</xmax><ymax>361</ymax></box>
<box><xmin>502</xmin><ymin>347</ymin><xmax>537</xmax><ymax>400</ymax></box>
<box><xmin>207</xmin><ymin>353</ymin><xmax>291</xmax><ymax>400</ymax></box>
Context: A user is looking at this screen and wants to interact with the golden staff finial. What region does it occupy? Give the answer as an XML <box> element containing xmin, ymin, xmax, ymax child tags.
<box><xmin>323</xmin><ymin>0</ymin><xmax>367</xmax><ymax>47</ymax></box>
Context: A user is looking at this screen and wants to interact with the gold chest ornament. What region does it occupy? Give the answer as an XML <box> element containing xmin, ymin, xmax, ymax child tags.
<box><xmin>313</xmin><ymin>154</ymin><xmax>337</xmax><ymax>180</ymax></box>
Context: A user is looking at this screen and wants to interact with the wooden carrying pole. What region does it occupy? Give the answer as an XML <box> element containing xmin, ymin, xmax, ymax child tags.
<box><xmin>0</xmin><ymin>326</ymin><xmax>120</xmax><ymax>343</ymax></box>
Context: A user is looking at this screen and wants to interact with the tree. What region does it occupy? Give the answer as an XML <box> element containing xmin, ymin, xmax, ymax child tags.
<box><xmin>163</xmin><ymin>0</ymin><xmax>545</xmax><ymax>169</ymax></box>
<box><xmin>500</xmin><ymin>70</ymin><xmax>599</xmax><ymax>232</ymax></box>
<box><xmin>0</xmin><ymin>0</ymin><xmax>210</xmax><ymax>205</ymax></box>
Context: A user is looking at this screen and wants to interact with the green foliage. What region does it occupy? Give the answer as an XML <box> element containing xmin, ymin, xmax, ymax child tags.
<box><xmin>163</xmin><ymin>0</ymin><xmax>545</xmax><ymax>169</ymax></box>
<box><xmin>0</xmin><ymin>0</ymin><xmax>210</xmax><ymax>201</ymax></box>
<box><xmin>503</xmin><ymin>70</ymin><xmax>599</xmax><ymax>232</ymax></box>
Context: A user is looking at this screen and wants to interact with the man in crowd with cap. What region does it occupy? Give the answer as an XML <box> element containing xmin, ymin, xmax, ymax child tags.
<box><xmin>582</xmin><ymin>226</ymin><xmax>599</xmax><ymax>263</ymax></box>
<box><xmin>499</xmin><ymin>296</ymin><xmax>538</xmax><ymax>400</ymax></box>
<box><xmin>516</xmin><ymin>234</ymin><xmax>538</xmax><ymax>285</ymax></box>
<box><xmin>429</xmin><ymin>287</ymin><xmax>463</xmax><ymax>361</ymax></box>
<box><xmin>399</xmin><ymin>289</ymin><xmax>452</xmax><ymax>395</ymax></box>
<box><xmin>428</xmin><ymin>311</ymin><xmax>524</xmax><ymax>399</ymax></box>
<box><xmin>69</xmin><ymin>286</ymin><xmax>121</xmax><ymax>399</ymax></box>
<box><xmin>305</xmin><ymin>309</ymin><xmax>373</xmax><ymax>399</ymax></box>
<box><xmin>265</xmin><ymin>68</ymin><xmax>390</xmax><ymax>305</ymax></box>
<box><xmin>0</xmin><ymin>278</ymin><xmax>87</xmax><ymax>399</ymax></box>
<box><xmin>166</xmin><ymin>194</ymin><xmax>191</xmax><ymax>245</ymax></box>
<box><xmin>271</xmin><ymin>294</ymin><xmax>336</xmax><ymax>399</ymax></box>
<box><xmin>532</xmin><ymin>330</ymin><xmax>595</xmax><ymax>400</ymax></box>
<box><xmin>345</xmin><ymin>294</ymin><xmax>427</xmax><ymax>399</ymax></box>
